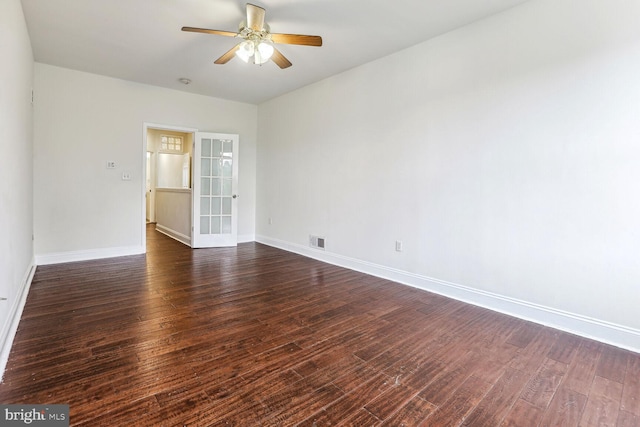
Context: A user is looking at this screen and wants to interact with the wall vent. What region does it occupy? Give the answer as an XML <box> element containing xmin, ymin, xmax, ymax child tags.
<box><xmin>309</xmin><ymin>235</ymin><xmax>325</xmax><ymax>250</ymax></box>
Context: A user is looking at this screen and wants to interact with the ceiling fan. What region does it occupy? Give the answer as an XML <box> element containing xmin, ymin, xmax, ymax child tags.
<box><xmin>182</xmin><ymin>3</ymin><xmax>322</xmax><ymax>69</ymax></box>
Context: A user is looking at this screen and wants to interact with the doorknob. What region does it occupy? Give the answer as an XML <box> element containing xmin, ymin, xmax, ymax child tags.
<box><xmin>232</xmin><ymin>194</ymin><xmax>238</xmax><ymax>199</ymax></box>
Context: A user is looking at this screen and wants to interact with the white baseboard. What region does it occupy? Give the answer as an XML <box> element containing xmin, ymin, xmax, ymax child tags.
<box><xmin>35</xmin><ymin>245</ymin><xmax>145</xmax><ymax>266</ymax></box>
<box><xmin>256</xmin><ymin>235</ymin><xmax>640</xmax><ymax>354</ymax></box>
<box><xmin>238</xmin><ymin>234</ymin><xmax>256</xmax><ymax>244</ymax></box>
<box><xmin>154</xmin><ymin>226</ymin><xmax>254</xmax><ymax>247</ymax></box>
<box><xmin>155</xmin><ymin>224</ymin><xmax>191</xmax><ymax>247</ymax></box>
<box><xmin>1</xmin><ymin>259</ymin><xmax>36</xmax><ymax>382</ymax></box>
<box><xmin>35</xmin><ymin>233</ymin><xmax>255</xmax><ymax>266</ymax></box>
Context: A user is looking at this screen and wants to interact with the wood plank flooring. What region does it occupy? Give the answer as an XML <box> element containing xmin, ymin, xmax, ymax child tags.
<box><xmin>1</xmin><ymin>225</ymin><xmax>638</xmax><ymax>426</ymax></box>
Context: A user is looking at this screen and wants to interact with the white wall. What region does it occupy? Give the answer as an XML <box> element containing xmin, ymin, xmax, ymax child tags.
<box><xmin>257</xmin><ymin>0</ymin><xmax>640</xmax><ymax>350</ymax></box>
<box><xmin>157</xmin><ymin>153</ymin><xmax>188</xmax><ymax>188</ymax></box>
<box><xmin>34</xmin><ymin>64</ymin><xmax>258</xmax><ymax>263</ymax></box>
<box><xmin>0</xmin><ymin>0</ymin><xmax>35</xmax><ymax>377</ymax></box>
<box><xmin>155</xmin><ymin>189</ymin><xmax>192</xmax><ymax>246</ymax></box>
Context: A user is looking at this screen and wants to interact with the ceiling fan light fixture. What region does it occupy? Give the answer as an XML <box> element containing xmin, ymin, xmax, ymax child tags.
<box><xmin>256</xmin><ymin>41</ymin><xmax>274</xmax><ymax>62</ymax></box>
<box><xmin>235</xmin><ymin>40</ymin><xmax>254</xmax><ymax>63</ymax></box>
<box><xmin>236</xmin><ymin>39</ymin><xmax>273</xmax><ymax>65</ymax></box>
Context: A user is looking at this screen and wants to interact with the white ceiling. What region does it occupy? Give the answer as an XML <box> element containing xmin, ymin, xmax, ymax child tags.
<box><xmin>21</xmin><ymin>0</ymin><xmax>530</xmax><ymax>105</ymax></box>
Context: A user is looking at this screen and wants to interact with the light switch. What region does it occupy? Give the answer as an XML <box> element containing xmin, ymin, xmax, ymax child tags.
<box><xmin>106</xmin><ymin>161</ymin><xmax>116</xmax><ymax>169</ymax></box>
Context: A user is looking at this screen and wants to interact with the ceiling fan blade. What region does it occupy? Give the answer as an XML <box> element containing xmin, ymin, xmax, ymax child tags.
<box><xmin>246</xmin><ymin>3</ymin><xmax>266</xmax><ymax>31</ymax></box>
<box><xmin>271</xmin><ymin>47</ymin><xmax>292</xmax><ymax>69</ymax></box>
<box><xmin>270</xmin><ymin>33</ymin><xmax>322</xmax><ymax>47</ymax></box>
<box><xmin>214</xmin><ymin>44</ymin><xmax>240</xmax><ymax>64</ymax></box>
<box><xmin>182</xmin><ymin>27</ymin><xmax>238</xmax><ymax>37</ymax></box>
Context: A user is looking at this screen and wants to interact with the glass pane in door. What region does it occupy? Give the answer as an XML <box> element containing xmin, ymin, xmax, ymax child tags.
<box><xmin>198</xmin><ymin>138</ymin><xmax>234</xmax><ymax>235</ymax></box>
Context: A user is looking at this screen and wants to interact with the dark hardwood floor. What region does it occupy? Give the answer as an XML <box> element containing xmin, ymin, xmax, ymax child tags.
<box><xmin>1</xmin><ymin>225</ymin><xmax>638</xmax><ymax>426</ymax></box>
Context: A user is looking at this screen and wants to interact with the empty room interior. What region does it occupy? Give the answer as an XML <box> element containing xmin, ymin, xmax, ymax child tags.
<box><xmin>1</xmin><ymin>0</ymin><xmax>639</xmax><ymax>425</ymax></box>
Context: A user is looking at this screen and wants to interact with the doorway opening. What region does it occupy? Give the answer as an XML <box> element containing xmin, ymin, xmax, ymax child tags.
<box><xmin>141</xmin><ymin>124</ymin><xmax>240</xmax><ymax>251</ymax></box>
<box><xmin>142</xmin><ymin>123</ymin><xmax>197</xmax><ymax>251</ymax></box>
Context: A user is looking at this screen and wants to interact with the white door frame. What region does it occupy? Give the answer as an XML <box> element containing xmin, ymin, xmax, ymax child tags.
<box><xmin>141</xmin><ymin>122</ymin><xmax>198</xmax><ymax>253</ymax></box>
<box><xmin>146</xmin><ymin>151</ymin><xmax>155</xmax><ymax>223</ymax></box>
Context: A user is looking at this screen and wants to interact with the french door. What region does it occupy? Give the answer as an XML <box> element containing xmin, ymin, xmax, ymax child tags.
<box><xmin>192</xmin><ymin>132</ymin><xmax>239</xmax><ymax>248</ymax></box>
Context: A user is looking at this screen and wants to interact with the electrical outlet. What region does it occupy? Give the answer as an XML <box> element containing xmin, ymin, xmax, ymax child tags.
<box><xmin>121</xmin><ymin>172</ymin><xmax>132</xmax><ymax>181</ymax></box>
<box><xmin>395</xmin><ymin>240</ymin><xmax>403</xmax><ymax>252</ymax></box>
